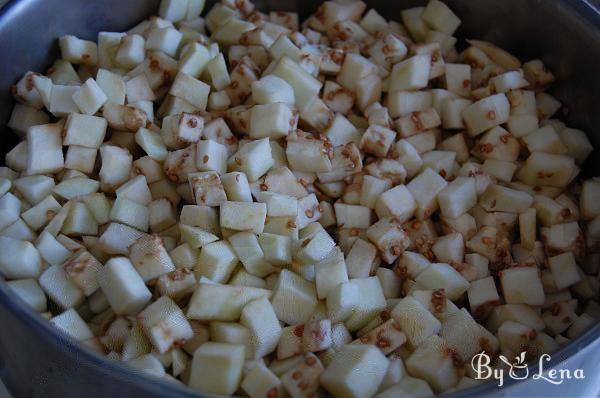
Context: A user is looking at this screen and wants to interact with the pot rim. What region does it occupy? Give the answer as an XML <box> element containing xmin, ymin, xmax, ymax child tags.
<box><xmin>0</xmin><ymin>0</ymin><xmax>598</xmax><ymax>396</ymax></box>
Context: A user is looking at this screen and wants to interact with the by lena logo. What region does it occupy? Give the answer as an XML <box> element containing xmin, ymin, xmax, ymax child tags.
<box><xmin>471</xmin><ymin>351</ymin><xmax>585</xmax><ymax>387</ymax></box>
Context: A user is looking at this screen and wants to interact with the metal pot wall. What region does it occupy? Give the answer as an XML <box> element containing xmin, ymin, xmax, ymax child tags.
<box><xmin>0</xmin><ymin>0</ymin><xmax>598</xmax><ymax>396</ymax></box>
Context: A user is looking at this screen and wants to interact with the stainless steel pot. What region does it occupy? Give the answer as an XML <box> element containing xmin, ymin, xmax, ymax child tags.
<box><xmin>0</xmin><ymin>0</ymin><xmax>598</xmax><ymax>397</ymax></box>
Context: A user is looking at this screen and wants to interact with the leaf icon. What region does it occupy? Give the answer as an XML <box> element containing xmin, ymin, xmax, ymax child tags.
<box><xmin>515</xmin><ymin>352</ymin><xmax>526</xmax><ymax>365</ymax></box>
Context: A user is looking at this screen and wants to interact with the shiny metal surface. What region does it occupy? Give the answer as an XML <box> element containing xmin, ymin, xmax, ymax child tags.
<box><xmin>0</xmin><ymin>0</ymin><xmax>598</xmax><ymax>397</ymax></box>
